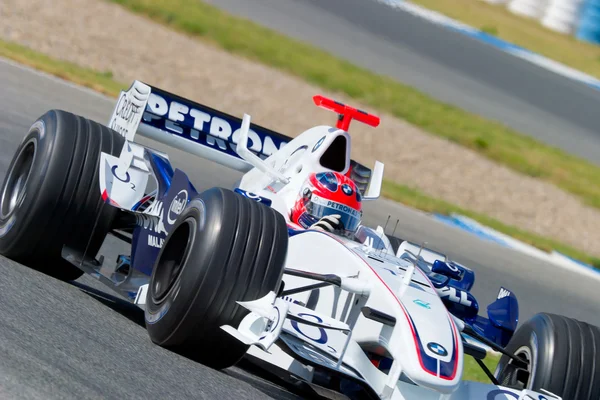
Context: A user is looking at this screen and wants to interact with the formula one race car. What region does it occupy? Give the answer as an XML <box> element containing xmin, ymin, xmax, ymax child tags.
<box><xmin>1</xmin><ymin>80</ymin><xmax>599</xmax><ymax>400</ymax></box>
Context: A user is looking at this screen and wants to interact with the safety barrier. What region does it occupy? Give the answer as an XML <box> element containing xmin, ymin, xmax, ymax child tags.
<box><xmin>507</xmin><ymin>0</ymin><xmax>549</xmax><ymax>19</ymax></box>
<box><xmin>480</xmin><ymin>0</ymin><xmax>600</xmax><ymax>44</ymax></box>
<box><xmin>542</xmin><ymin>0</ymin><xmax>585</xmax><ymax>33</ymax></box>
<box><xmin>577</xmin><ymin>0</ymin><xmax>600</xmax><ymax>42</ymax></box>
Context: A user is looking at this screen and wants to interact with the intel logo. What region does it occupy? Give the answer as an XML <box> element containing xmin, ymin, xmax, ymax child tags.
<box><xmin>167</xmin><ymin>190</ymin><xmax>188</xmax><ymax>225</ymax></box>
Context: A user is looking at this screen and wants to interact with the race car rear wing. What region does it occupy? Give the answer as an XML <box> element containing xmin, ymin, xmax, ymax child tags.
<box><xmin>107</xmin><ymin>81</ymin><xmax>375</xmax><ymax>194</ymax></box>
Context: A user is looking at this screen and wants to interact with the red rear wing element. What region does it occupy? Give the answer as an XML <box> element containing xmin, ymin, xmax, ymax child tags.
<box><xmin>313</xmin><ymin>95</ymin><xmax>380</xmax><ymax>131</ymax></box>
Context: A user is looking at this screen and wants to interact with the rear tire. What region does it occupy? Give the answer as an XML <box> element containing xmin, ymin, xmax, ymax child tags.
<box><xmin>495</xmin><ymin>312</ymin><xmax>600</xmax><ymax>400</ymax></box>
<box><xmin>0</xmin><ymin>110</ymin><xmax>124</xmax><ymax>281</ymax></box>
<box><xmin>145</xmin><ymin>187</ymin><xmax>288</xmax><ymax>369</ymax></box>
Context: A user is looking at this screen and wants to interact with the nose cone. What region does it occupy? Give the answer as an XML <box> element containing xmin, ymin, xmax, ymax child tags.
<box><xmin>397</xmin><ymin>290</ymin><xmax>464</xmax><ymax>393</ymax></box>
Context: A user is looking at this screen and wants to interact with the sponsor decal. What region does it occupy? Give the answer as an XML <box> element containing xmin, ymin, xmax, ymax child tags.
<box><xmin>413</xmin><ymin>299</ymin><xmax>431</xmax><ymax>309</ymax></box>
<box><xmin>135</xmin><ymin>212</ymin><xmax>167</xmax><ymax>235</ymax></box>
<box><xmin>446</xmin><ymin>261</ymin><xmax>460</xmax><ymax>273</ymax></box>
<box><xmin>167</xmin><ymin>190</ymin><xmax>188</xmax><ymax>225</ymax></box>
<box><xmin>312</xmin><ymin>136</ymin><xmax>325</xmax><ymax>152</ymax></box>
<box><xmin>109</xmin><ymin>82</ymin><xmax>150</xmax><ymax>141</ymax></box>
<box><xmin>111</xmin><ymin>164</ymin><xmax>131</xmax><ymax>183</ymax></box>
<box><xmin>438</xmin><ymin>286</ymin><xmax>473</xmax><ymax>307</ymax></box>
<box><xmin>290</xmin><ymin>313</ymin><xmax>329</xmax><ymax>344</ymax></box>
<box><xmin>143</xmin><ymin>92</ymin><xmax>288</xmax><ymax>159</ymax></box>
<box><xmin>341</xmin><ymin>183</ymin><xmax>353</xmax><ymax>196</ymax></box>
<box><xmin>327</xmin><ymin>200</ymin><xmax>360</xmax><ymax>217</ymax></box>
<box><xmin>115</xmin><ymin>95</ymin><xmax>139</xmax><ymax>123</ymax></box>
<box><xmin>498</xmin><ymin>287</ymin><xmax>511</xmax><ymax>299</ymax></box>
<box><xmin>427</xmin><ymin>342</ymin><xmax>448</xmax><ymax>357</ymax></box>
<box><xmin>148</xmin><ymin>234</ymin><xmax>164</xmax><ymax>249</ymax></box>
<box><xmin>297</xmin><ymin>213</ymin><xmax>317</xmax><ymax>229</ymax></box>
<box><xmin>310</xmin><ymin>195</ymin><xmax>360</xmax><ymax>218</ymax></box>
<box><xmin>111</xmin><ymin>95</ymin><xmax>142</xmax><ymax>139</ymax></box>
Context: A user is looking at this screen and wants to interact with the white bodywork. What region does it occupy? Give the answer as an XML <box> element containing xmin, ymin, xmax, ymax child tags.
<box><xmin>106</xmin><ymin>81</ymin><xmax>561</xmax><ymax>400</ymax></box>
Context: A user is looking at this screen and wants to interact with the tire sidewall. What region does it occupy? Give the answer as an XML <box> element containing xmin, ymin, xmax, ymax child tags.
<box><xmin>145</xmin><ymin>198</ymin><xmax>203</xmax><ymax>329</ymax></box>
<box><xmin>0</xmin><ymin>118</ymin><xmax>59</xmax><ymax>248</ymax></box>
<box><xmin>144</xmin><ymin>187</ymin><xmax>288</xmax><ymax>368</ymax></box>
<box><xmin>0</xmin><ymin>110</ymin><xmax>125</xmax><ymax>281</ymax></box>
<box><xmin>145</xmin><ymin>195</ymin><xmax>226</xmax><ymax>344</ymax></box>
<box><xmin>495</xmin><ymin>313</ymin><xmax>556</xmax><ymax>391</ymax></box>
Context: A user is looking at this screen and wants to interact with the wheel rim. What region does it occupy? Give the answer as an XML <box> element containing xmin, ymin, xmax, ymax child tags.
<box><xmin>499</xmin><ymin>346</ymin><xmax>535</xmax><ymax>389</ymax></box>
<box><xmin>1</xmin><ymin>139</ymin><xmax>36</xmax><ymax>220</ymax></box>
<box><xmin>151</xmin><ymin>218</ymin><xmax>195</xmax><ymax>304</ymax></box>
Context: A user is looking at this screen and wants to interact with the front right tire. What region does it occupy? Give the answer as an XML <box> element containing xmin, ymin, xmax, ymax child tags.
<box><xmin>495</xmin><ymin>312</ymin><xmax>600</xmax><ymax>400</ymax></box>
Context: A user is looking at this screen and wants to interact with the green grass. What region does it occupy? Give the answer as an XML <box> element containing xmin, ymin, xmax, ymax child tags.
<box><xmin>383</xmin><ymin>181</ymin><xmax>600</xmax><ymax>268</ymax></box>
<box><xmin>464</xmin><ymin>353</ymin><xmax>500</xmax><ymax>383</ymax></box>
<box><xmin>107</xmin><ymin>0</ymin><xmax>600</xmax><ymax>211</ymax></box>
<box><xmin>0</xmin><ymin>41</ymin><xmax>123</xmax><ymax>97</ymax></box>
<box><xmin>411</xmin><ymin>0</ymin><xmax>600</xmax><ymax>80</ymax></box>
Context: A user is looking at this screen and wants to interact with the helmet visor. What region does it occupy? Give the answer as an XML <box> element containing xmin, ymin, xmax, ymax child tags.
<box><xmin>307</xmin><ymin>194</ymin><xmax>361</xmax><ymax>233</ymax></box>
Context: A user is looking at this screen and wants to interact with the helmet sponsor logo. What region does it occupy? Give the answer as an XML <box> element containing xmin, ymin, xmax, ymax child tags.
<box><xmin>326</xmin><ymin>200</ymin><xmax>360</xmax><ymax>217</ymax></box>
<box><xmin>167</xmin><ymin>190</ymin><xmax>188</xmax><ymax>225</ymax></box>
<box><xmin>311</xmin><ymin>195</ymin><xmax>360</xmax><ymax>217</ymax></box>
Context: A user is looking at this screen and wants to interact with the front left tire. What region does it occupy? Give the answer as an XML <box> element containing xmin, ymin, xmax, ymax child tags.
<box><xmin>144</xmin><ymin>187</ymin><xmax>289</xmax><ymax>369</ymax></box>
<box><xmin>0</xmin><ymin>110</ymin><xmax>124</xmax><ymax>281</ymax></box>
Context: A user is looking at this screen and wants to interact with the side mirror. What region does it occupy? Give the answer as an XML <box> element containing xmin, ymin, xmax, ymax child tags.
<box><xmin>236</xmin><ymin>114</ymin><xmax>290</xmax><ymax>184</ymax></box>
<box><xmin>361</xmin><ymin>161</ymin><xmax>384</xmax><ymax>201</ymax></box>
<box><xmin>432</xmin><ymin>260</ymin><xmax>462</xmax><ymax>280</ymax></box>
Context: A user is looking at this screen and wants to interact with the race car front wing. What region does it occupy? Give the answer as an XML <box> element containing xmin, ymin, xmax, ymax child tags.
<box><xmin>217</xmin><ymin>270</ymin><xmax>562</xmax><ymax>400</ymax></box>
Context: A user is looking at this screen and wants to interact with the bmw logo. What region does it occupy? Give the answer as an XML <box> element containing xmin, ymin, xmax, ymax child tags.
<box><xmin>427</xmin><ymin>342</ymin><xmax>448</xmax><ymax>357</ymax></box>
<box><xmin>341</xmin><ymin>184</ymin><xmax>353</xmax><ymax>196</ymax></box>
<box><xmin>312</xmin><ymin>136</ymin><xmax>326</xmax><ymax>152</ymax></box>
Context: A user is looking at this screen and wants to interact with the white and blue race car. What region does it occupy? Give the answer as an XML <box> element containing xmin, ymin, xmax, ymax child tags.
<box><xmin>1</xmin><ymin>80</ymin><xmax>598</xmax><ymax>400</ymax></box>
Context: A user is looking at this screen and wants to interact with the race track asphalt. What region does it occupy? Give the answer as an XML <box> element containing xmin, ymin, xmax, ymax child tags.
<box><xmin>1</xmin><ymin>58</ymin><xmax>600</xmax><ymax>398</ymax></box>
<box><xmin>206</xmin><ymin>0</ymin><xmax>600</xmax><ymax>165</ymax></box>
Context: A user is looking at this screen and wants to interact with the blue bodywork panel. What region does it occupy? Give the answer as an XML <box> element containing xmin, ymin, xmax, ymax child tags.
<box><xmin>130</xmin><ymin>166</ymin><xmax>198</xmax><ymax>277</ymax></box>
<box><xmin>469</xmin><ymin>287</ymin><xmax>519</xmax><ymax>347</ymax></box>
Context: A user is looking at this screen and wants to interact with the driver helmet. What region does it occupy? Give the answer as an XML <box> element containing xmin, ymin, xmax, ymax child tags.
<box><xmin>291</xmin><ymin>171</ymin><xmax>362</xmax><ymax>235</ymax></box>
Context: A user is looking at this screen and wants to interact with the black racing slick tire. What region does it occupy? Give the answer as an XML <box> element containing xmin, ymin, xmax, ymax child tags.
<box><xmin>145</xmin><ymin>187</ymin><xmax>288</xmax><ymax>370</ymax></box>
<box><xmin>495</xmin><ymin>312</ymin><xmax>600</xmax><ymax>400</ymax></box>
<box><xmin>0</xmin><ymin>110</ymin><xmax>124</xmax><ymax>281</ymax></box>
